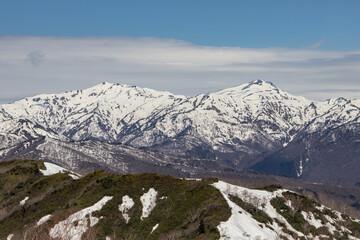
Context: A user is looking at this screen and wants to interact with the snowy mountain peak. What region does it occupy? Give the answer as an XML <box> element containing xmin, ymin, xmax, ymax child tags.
<box><xmin>0</xmin><ymin>80</ymin><xmax>359</xmax><ymax>181</ymax></box>
<box><xmin>78</xmin><ymin>81</ymin><xmax>182</xmax><ymax>99</ymax></box>
<box><xmin>215</xmin><ymin>79</ymin><xmax>302</xmax><ymax>103</ymax></box>
<box><xmin>241</xmin><ymin>79</ymin><xmax>280</xmax><ymax>93</ymax></box>
<box><xmin>248</xmin><ymin>79</ymin><xmax>276</xmax><ymax>87</ymax></box>
<box><xmin>326</xmin><ymin>97</ymin><xmax>348</xmax><ymax>105</ymax></box>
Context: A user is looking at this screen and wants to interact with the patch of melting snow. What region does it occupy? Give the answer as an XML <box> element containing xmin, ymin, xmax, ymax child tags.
<box><xmin>40</xmin><ymin>162</ymin><xmax>80</xmax><ymax>179</ymax></box>
<box><xmin>301</xmin><ymin>211</ymin><xmax>323</xmax><ymax>228</ymax></box>
<box><xmin>213</xmin><ymin>180</ymin><xmax>360</xmax><ymax>239</ymax></box>
<box><xmin>213</xmin><ymin>181</ymin><xmax>305</xmax><ymax>239</ymax></box>
<box><xmin>36</xmin><ymin>214</ymin><xmax>52</xmax><ymax>226</ymax></box>
<box><xmin>140</xmin><ymin>188</ymin><xmax>158</xmax><ymax>220</ymax></box>
<box><xmin>296</xmin><ymin>159</ymin><xmax>304</xmax><ymax>177</ymax></box>
<box><xmin>49</xmin><ymin>196</ymin><xmax>113</xmax><ymax>240</ymax></box>
<box><xmin>20</xmin><ymin>196</ymin><xmax>29</xmax><ymax>206</ymax></box>
<box><xmin>285</xmin><ymin>199</ymin><xmax>293</xmax><ymax>210</ymax></box>
<box><xmin>315</xmin><ymin>205</ymin><xmax>325</xmax><ymax>211</ymax></box>
<box><xmin>68</xmin><ymin>173</ymin><xmax>80</xmax><ymax>179</ymax></box>
<box><xmin>183</xmin><ymin>178</ymin><xmax>202</xmax><ymax>181</ymax></box>
<box><xmin>150</xmin><ymin>223</ymin><xmax>159</xmax><ymax>234</ymax></box>
<box><xmin>216</xmin><ymin>192</ymin><xmax>277</xmax><ymax>240</ymax></box>
<box><xmin>325</xmin><ymin>222</ymin><xmax>337</xmax><ymax>234</ymax></box>
<box><xmin>324</xmin><ymin>214</ymin><xmax>335</xmax><ymax>224</ymax></box>
<box><xmin>119</xmin><ymin>195</ymin><xmax>135</xmax><ymax>224</ymax></box>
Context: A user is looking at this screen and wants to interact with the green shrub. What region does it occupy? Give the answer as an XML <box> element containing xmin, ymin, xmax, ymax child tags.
<box><xmin>256</xmin><ymin>184</ymin><xmax>283</xmax><ymax>192</ymax></box>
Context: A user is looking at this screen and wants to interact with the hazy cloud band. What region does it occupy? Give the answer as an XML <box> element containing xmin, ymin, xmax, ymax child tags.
<box><xmin>0</xmin><ymin>36</ymin><xmax>359</xmax><ymax>102</ymax></box>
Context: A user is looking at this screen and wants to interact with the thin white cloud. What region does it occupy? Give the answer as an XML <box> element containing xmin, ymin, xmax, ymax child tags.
<box><xmin>309</xmin><ymin>39</ymin><xmax>326</xmax><ymax>49</ymax></box>
<box><xmin>0</xmin><ymin>36</ymin><xmax>359</xmax><ymax>102</ymax></box>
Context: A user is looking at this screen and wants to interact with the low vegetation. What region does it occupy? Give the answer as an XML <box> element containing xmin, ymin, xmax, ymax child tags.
<box><xmin>1</xmin><ymin>159</ymin><xmax>359</xmax><ymax>239</ymax></box>
<box><xmin>0</xmin><ymin>159</ymin><xmax>231</xmax><ymax>239</ymax></box>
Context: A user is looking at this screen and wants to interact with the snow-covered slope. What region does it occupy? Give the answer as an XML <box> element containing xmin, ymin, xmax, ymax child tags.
<box><xmin>213</xmin><ymin>181</ymin><xmax>360</xmax><ymax>240</ymax></box>
<box><xmin>0</xmin><ymin>80</ymin><xmax>359</xmax><ymax>184</ymax></box>
<box><xmin>40</xmin><ymin>162</ymin><xmax>81</xmax><ymax>179</ymax></box>
<box><xmin>0</xmin><ymin>80</ymin><xmax>326</xmax><ymax>155</ymax></box>
<box><xmin>251</xmin><ymin>96</ymin><xmax>360</xmax><ymax>185</ymax></box>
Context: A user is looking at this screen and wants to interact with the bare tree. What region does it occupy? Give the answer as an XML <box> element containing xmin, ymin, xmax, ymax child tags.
<box><xmin>82</xmin><ymin>227</ymin><xmax>98</xmax><ymax>240</ymax></box>
<box><xmin>186</xmin><ymin>208</ymin><xmax>201</xmax><ymax>223</ymax></box>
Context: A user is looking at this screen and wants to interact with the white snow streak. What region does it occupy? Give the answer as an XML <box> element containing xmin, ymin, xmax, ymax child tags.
<box><xmin>150</xmin><ymin>223</ymin><xmax>159</xmax><ymax>234</ymax></box>
<box><xmin>20</xmin><ymin>196</ymin><xmax>29</xmax><ymax>206</ymax></box>
<box><xmin>49</xmin><ymin>196</ymin><xmax>113</xmax><ymax>240</ymax></box>
<box><xmin>40</xmin><ymin>162</ymin><xmax>80</xmax><ymax>179</ymax></box>
<box><xmin>36</xmin><ymin>214</ymin><xmax>52</xmax><ymax>226</ymax></box>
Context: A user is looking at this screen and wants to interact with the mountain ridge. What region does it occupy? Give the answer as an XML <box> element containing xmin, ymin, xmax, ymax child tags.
<box><xmin>1</xmin><ymin>159</ymin><xmax>359</xmax><ymax>240</ymax></box>
<box><xmin>0</xmin><ymin>80</ymin><xmax>359</xmax><ymax>185</ymax></box>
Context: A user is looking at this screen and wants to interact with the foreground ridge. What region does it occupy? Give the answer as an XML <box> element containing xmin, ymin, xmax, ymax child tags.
<box><xmin>1</xmin><ymin>160</ymin><xmax>359</xmax><ymax>239</ymax></box>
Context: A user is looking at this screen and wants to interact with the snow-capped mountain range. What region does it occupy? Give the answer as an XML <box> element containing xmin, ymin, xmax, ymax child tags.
<box><xmin>0</xmin><ymin>80</ymin><xmax>359</xmax><ymax>184</ymax></box>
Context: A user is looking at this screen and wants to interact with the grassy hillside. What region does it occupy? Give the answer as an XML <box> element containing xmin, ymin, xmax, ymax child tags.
<box><xmin>1</xmin><ymin>159</ymin><xmax>360</xmax><ymax>240</ymax></box>
<box><xmin>0</xmin><ymin>159</ymin><xmax>230</xmax><ymax>239</ymax></box>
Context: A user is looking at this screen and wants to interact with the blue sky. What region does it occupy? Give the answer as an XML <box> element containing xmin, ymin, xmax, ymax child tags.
<box><xmin>0</xmin><ymin>1</ymin><xmax>359</xmax><ymax>102</ymax></box>
<box><xmin>1</xmin><ymin>0</ymin><xmax>359</xmax><ymax>50</ymax></box>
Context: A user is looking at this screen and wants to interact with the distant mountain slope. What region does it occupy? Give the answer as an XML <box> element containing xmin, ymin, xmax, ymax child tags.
<box><xmin>1</xmin><ymin>160</ymin><xmax>359</xmax><ymax>240</ymax></box>
<box><xmin>0</xmin><ymin>136</ymin><xmax>226</xmax><ymax>177</ymax></box>
<box><xmin>0</xmin><ymin>80</ymin><xmax>359</xmax><ymax>185</ymax></box>
<box><xmin>252</xmin><ymin>99</ymin><xmax>360</xmax><ymax>185</ymax></box>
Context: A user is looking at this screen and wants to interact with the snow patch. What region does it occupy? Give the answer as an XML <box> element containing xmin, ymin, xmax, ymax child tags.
<box><xmin>184</xmin><ymin>178</ymin><xmax>202</xmax><ymax>181</ymax></box>
<box><xmin>140</xmin><ymin>188</ymin><xmax>158</xmax><ymax>220</ymax></box>
<box><xmin>301</xmin><ymin>211</ymin><xmax>323</xmax><ymax>228</ymax></box>
<box><xmin>325</xmin><ymin>222</ymin><xmax>337</xmax><ymax>234</ymax></box>
<box><xmin>37</xmin><ymin>214</ymin><xmax>52</xmax><ymax>226</ymax></box>
<box><xmin>151</xmin><ymin>223</ymin><xmax>159</xmax><ymax>234</ymax></box>
<box><xmin>216</xmin><ymin>192</ymin><xmax>278</xmax><ymax>240</ymax></box>
<box><xmin>285</xmin><ymin>199</ymin><xmax>293</xmax><ymax>210</ymax></box>
<box><xmin>20</xmin><ymin>196</ymin><xmax>29</xmax><ymax>206</ymax></box>
<box><xmin>297</xmin><ymin>159</ymin><xmax>304</xmax><ymax>177</ymax></box>
<box><xmin>40</xmin><ymin>162</ymin><xmax>80</xmax><ymax>179</ymax></box>
<box><xmin>49</xmin><ymin>196</ymin><xmax>113</xmax><ymax>240</ymax></box>
<box><xmin>213</xmin><ymin>181</ymin><xmax>304</xmax><ymax>239</ymax></box>
<box><xmin>119</xmin><ymin>195</ymin><xmax>135</xmax><ymax>224</ymax></box>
